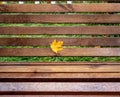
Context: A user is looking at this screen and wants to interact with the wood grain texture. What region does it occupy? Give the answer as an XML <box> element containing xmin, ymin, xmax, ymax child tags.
<box><xmin>0</xmin><ymin>48</ymin><xmax>120</xmax><ymax>56</ymax></box>
<box><xmin>0</xmin><ymin>82</ymin><xmax>120</xmax><ymax>92</ymax></box>
<box><xmin>0</xmin><ymin>63</ymin><xmax>120</xmax><ymax>73</ymax></box>
<box><xmin>0</xmin><ymin>63</ymin><xmax>120</xmax><ymax>78</ymax></box>
<box><xmin>0</xmin><ymin>65</ymin><xmax>120</xmax><ymax>73</ymax></box>
<box><xmin>0</xmin><ymin>26</ymin><xmax>120</xmax><ymax>35</ymax></box>
<box><xmin>1</xmin><ymin>62</ymin><xmax>120</xmax><ymax>66</ymax></box>
<box><xmin>0</xmin><ymin>38</ymin><xmax>120</xmax><ymax>46</ymax></box>
<box><xmin>0</xmin><ymin>4</ymin><xmax>120</xmax><ymax>12</ymax></box>
<box><xmin>0</xmin><ymin>15</ymin><xmax>120</xmax><ymax>23</ymax></box>
<box><xmin>0</xmin><ymin>72</ymin><xmax>120</xmax><ymax>79</ymax></box>
<box><xmin>0</xmin><ymin>1</ymin><xmax>120</xmax><ymax>96</ymax></box>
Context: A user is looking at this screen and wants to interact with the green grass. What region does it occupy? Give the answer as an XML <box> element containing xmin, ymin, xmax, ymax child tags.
<box><xmin>0</xmin><ymin>57</ymin><xmax>120</xmax><ymax>62</ymax></box>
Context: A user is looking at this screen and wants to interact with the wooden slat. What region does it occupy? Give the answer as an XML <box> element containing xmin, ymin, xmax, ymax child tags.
<box><xmin>0</xmin><ymin>72</ymin><xmax>120</xmax><ymax>79</ymax></box>
<box><xmin>0</xmin><ymin>26</ymin><xmax>120</xmax><ymax>35</ymax></box>
<box><xmin>0</xmin><ymin>15</ymin><xmax>120</xmax><ymax>23</ymax></box>
<box><xmin>0</xmin><ymin>82</ymin><xmax>120</xmax><ymax>92</ymax></box>
<box><xmin>0</xmin><ymin>63</ymin><xmax>120</xmax><ymax>73</ymax></box>
<box><xmin>0</xmin><ymin>73</ymin><xmax>120</xmax><ymax>82</ymax></box>
<box><xmin>0</xmin><ymin>48</ymin><xmax>120</xmax><ymax>56</ymax></box>
<box><xmin>0</xmin><ymin>65</ymin><xmax>119</xmax><ymax>73</ymax></box>
<box><xmin>1</xmin><ymin>62</ymin><xmax>120</xmax><ymax>66</ymax></box>
<box><xmin>0</xmin><ymin>38</ymin><xmax>120</xmax><ymax>46</ymax></box>
<box><xmin>0</xmin><ymin>62</ymin><xmax>120</xmax><ymax>78</ymax></box>
<box><xmin>0</xmin><ymin>4</ymin><xmax>120</xmax><ymax>12</ymax></box>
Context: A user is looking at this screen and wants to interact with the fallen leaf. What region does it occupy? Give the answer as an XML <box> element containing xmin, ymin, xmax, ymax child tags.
<box><xmin>50</xmin><ymin>39</ymin><xmax>63</xmax><ymax>53</ymax></box>
<box><xmin>0</xmin><ymin>2</ymin><xmax>3</xmax><ymax>4</ymax></box>
<box><xmin>95</xmin><ymin>46</ymin><xmax>101</xmax><ymax>48</ymax></box>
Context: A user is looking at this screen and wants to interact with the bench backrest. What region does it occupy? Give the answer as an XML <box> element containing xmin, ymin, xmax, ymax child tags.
<box><xmin>0</xmin><ymin>0</ymin><xmax>120</xmax><ymax>57</ymax></box>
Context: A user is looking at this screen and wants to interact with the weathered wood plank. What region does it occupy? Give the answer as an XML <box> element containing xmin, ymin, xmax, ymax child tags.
<box><xmin>0</xmin><ymin>15</ymin><xmax>120</xmax><ymax>23</ymax></box>
<box><xmin>0</xmin><ymin>1</ymin><xmax>119</xmax><ymax>97</ymax></box>
<box><xmin>1</xmin><ymin>62</ymin><xmax>120</xmax><ymax>66</ymax></box>
<box><xmin>0</xmin><ymin>38</ymin><xmax>120</xmax><ymax>46</ymax></box>
<box><xmin>0</xmin><ymin>26</ymin><xmax>120</xmax><ymax>35</ymax></box>
<box><xmin>0</xmin><ymin>82</ymin><xmax>120</xmax><ymax>92</ymax></box>
<box><xmin>0</xmin><ymin>48</ymin><xmax>120</xmax><ymax>56</ymax></box>
<box><xmin>0</xmin><ymin>4</ymin><xmax>120</xmax><ymax>12</ymax></box>
<box><xmin>0</xmin><ymin>63</ymin><xmax>120</xmax><ymax>79</ymax></box>
<box><xmin>0</xmin><ymin>64</ymin><xmax>120</xmax><ymax>72</ymax></box>
<box><xmin>0</xmin><ymin>72</ymin><xmax>120</xmax><ymax>79</ymax></box>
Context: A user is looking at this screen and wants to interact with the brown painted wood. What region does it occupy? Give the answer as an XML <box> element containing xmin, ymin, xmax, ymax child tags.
<box><xmin>0</xmin><ymin>62</ymin><xmax>120</xmax><ymax>78</ymax></box>
<box><xmin>0</xmin><ymin>65</ymin><xmax>119</xmax><ymax>73</ymax></box>
<box><xmin>0</xmin><ymin>4</ymin><xmax>120</xmax><ymax>12</ymax></box>
<box><xmin>0</xmin><ymin>63</ymin><xmax>120</xmax><ymax>80</ymax></box>
<box><xmin>0</xmin><ymin>73</ymin><xmax>120</xmax><ymax>82</ymax></box>
<box><xmin>0</xmin><ymin>63</ymin><xmax>120</xmax><ymax>73</ymax></box>
<box><xmin>0</xmin><ymin>1</ymin><xmax>119</xmax><ymax>96</ymax></box>
<box><xmin>0</xmin><ymin>62</ymin><xmax>120</xmax><ymax>72</ymax></box>
<box><xmin>0</xmin><ymin>72</ymin><xmax>120</xmax><ymax>79</ymax></box>
<box><xmin>0</xmin><ymin>15</ymin><xmax>120</xmax><ymax>23</ymax></box>
<box><xmin>0</xmin><ymin>38</ymin><xmax>120</xmax><ymax>46</ymax></box>
<box><xmin>0</xmin><ymin>82</ymin><xmax>120</xmax><ymax>92</ymax></box>
<box><xmin>0</xmin><ymin>26</ymin><xmax>120</xmax><ymax>35</ymax></box>
<box><xmin>0</xmin><ymin>48</ymin><xmax>120</xmax><ymax>56</ymax></box>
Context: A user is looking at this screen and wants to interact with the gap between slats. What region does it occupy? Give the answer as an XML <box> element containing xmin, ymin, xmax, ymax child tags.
<box><xmin>0</xmin><ymin>72</ymin><xmax>120</xmax><ymax>82</ymax></box>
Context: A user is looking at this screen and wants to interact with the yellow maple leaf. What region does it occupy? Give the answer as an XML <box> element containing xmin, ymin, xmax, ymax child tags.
<box><xmin>50</xmin><ymin>39</ymin><xmax>63</xmax><ymax>53</ymax></box>
<box><xmin>95</xmin><ymin>46</ymin><xmax>101</xmax><ymax>48</ymax></box>
<box><xmin>0</xmin><ymin>2</ymin><xmax>3</xmax><ymax>4</ymax></box>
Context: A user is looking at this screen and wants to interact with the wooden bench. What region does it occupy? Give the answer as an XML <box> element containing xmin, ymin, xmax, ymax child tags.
<box><xmin>0</xmin><ymin>0</ymin><xmax>120</xmax><ymax>96</ymax></box>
